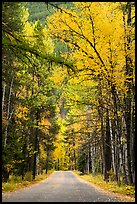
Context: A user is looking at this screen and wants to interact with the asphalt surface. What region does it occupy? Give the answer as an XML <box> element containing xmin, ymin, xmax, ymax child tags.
<box><xmin>2</xmin><ymin>171</ymin><xmax>123</xmax><ymax>202</ymax></box>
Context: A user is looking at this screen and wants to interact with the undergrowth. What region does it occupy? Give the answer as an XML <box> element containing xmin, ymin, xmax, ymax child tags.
<box><xmin>74</xmin><ymin>170</ymin><xmax>135</xmax><ymax>198</ymax></box>
<box><xmin>2</xmin><ymin>170</ymin><xmax>54</xmax><ymax>192</ymax></box>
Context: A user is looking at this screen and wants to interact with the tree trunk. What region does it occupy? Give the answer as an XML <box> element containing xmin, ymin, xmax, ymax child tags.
<box><xmin>97</xmin><ymin>81</ymin><xmax>106</xmax><ymax>181</ymax></box>
<box><xmin>4</xmin><ymin>75</ymin><xmax>14</xmax><ymax>148</ymax></box>
<box><xmin>109</xmin><ymin>117</ymin><xmax>116</xmax><ymax>180</ymax></box>
<box><xmin>111</xmin><ymin>85</ymin><xmax>122</xmax><ymax>185</ymax></box>
<box><xmin>33</xmin><ymin>109</ymin><xmax>40</xmax><ymax>180</ymax></box>
<box><xmin>104</xmin><ymin>108</ymin><xmax>112</xmax><ymax>181</ymax></box>
<box><xmin>86</xmin><ymin>106</ymin><xmax>92</xmax><ymax>174</ymax></box>
<box><xmin>87</xmin><ymin>151</ymin><xmax>90</xmax><ymax>174</ymax></box>
<box><xmin>122</xmin><ymin>2</ymin><xmax>134</xmax><ymax>185</ymax></box>
<box><xmin>45</xmin><ymin>150</ymin><xmax>50</xmax><ymax>174</ymax></box>
<box><xmin>2</xmin><ymin>82</ymin><xmax>6</xmax><ymax>113</ymax></box>
<box><xmin>57</xmin><ymin>158</ymin><xmax>60</xmax><ymax>171</ymax></box>
<box><xmin>119</xmin><ymin>116</ymin><xmax>128</xmax><ymax>185</ymax></box>
<box><xmin>74</xmin><ymin>148</ymin><xmax>77</xmax><ymax>170</ymax></box>
<box><xmin>91</xmin><ymin>143</ymin><xmax>95</xmax><ymax>176</ymax></box>
<box><xmin>130</xmin><ymin>89</ymin><xmax>135</xmax><ymax>185</ymax></box>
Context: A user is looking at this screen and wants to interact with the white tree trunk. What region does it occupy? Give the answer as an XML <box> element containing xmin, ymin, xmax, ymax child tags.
<box><xmin>109</xmin><ymin>118</ymin><xmax>116</xmax><ymax>177</ymax></box>
<box><xmin>2</xmin><ymin>82</ymin><xmax>6</xmax><ymax>113</ymax></box>
<box><xmin>4</xmin><ymin>76</ymin><xmax>14</xmax><ymax>148</ymax></box>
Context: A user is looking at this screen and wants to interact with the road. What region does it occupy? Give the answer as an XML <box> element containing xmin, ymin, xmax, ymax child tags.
<box><xmin>2</xmin><ymin>171</ymin><xmax>124</xmax><ymax>202</ymax></box>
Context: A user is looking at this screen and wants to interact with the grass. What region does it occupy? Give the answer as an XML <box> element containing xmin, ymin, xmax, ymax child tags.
<box><xmin>2</xmin><ymin>170</ymin><xmax>54</xmax><ymax>192</ymax></box>
<box><xmin>73</xmin><ymin>171</ymin><xmax>135</xmax><ymax>200</ymax></box>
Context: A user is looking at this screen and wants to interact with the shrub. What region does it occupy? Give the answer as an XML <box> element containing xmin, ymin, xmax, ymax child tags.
<box><xmin>108</xmin><ymin>169</ymin><xmax>115</xmax><ymax>181</ymax></box>
<box><xmin>9</xmin><ymin>175</ymin><xmax>22</xmax><ymax>183</ymax></box>
<box><xmin>24</xmin><ymin>172</ymin><xmax>32</xmax><ymax>181</ymax></box>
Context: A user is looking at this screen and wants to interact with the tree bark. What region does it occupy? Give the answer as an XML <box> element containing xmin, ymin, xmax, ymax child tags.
<box><xmin>104</xmin><ymin>108</ymin><xmax>112</xmax><ymax>181</ymax></box>
<box><xmin>2</xmin><ymin>82</ymin><xmax>6</xmax><ymax>113</ymax></box>
<box><xmin>97</xmin><ymin>80</ymin><xmax>107</xmax><ymax>181</ymax></box>
<box><xmin>45</xmin><ymin>150</ymin><xmax>50</xmax><ymax>174</ymax></box>
<box><xmin>4</xmin><ymin>75</ymin><xmax>14</xmax><ymax>148</ymax></box>
<box><xmin>33</xmin><ymin>109</ymin><xmax>40</xmax><ymax>180</ymax></box>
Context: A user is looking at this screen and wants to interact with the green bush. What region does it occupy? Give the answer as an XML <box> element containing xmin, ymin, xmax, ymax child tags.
<box><xmin>24</xmin><ymin>172</ymin><xmax>32</xmax><ymax>181</ymax></box>
<box><xmin>9</xmin><ymin>175</ymin><xmax>22</xmax><ymax>183</ymax></box>
<box><xmin>108</xmin><ymin>169</ymin><xmax>115</xmax><ymax>181</ymax></box>
<box><xmin>2</xmin><ymin>183</ymin><xmax>16</xmax><ymax>192</ymax></box>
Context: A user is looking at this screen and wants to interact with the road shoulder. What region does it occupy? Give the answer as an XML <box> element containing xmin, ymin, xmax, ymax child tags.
<box><xmin>72</xmin><ymin>171</ymin><xmax>135</xmax><ymax>202</ymax></box>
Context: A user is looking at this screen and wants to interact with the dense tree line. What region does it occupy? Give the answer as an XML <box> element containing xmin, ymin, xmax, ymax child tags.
<box><xmin>2</xmin><ymin>2</ymin><xmax>67</xmax><ymax>182</ymax></box>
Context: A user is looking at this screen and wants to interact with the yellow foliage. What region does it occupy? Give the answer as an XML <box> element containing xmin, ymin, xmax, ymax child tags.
<box><xmin>47</xmin><ymin>2</ymin><xmax>134</xmax><ymax>93</ymax></box>
<box><xmin>49</xmin><ymin>66</ymin><xmax>68</xmax><ymax>87</ymax></box>
<box><xmin>16</xmin><ymin>106</ymin><xmax>29</xmax><ymax>120</ymax></box>
<box><xmin>39</xmin><ymin>144</ymin><xmax>46</xmax><ymax>160</ymax></box>
<box><xmin>40</xmin><ymin>118</ymin><xmax>51</xmax><ymax>128</ymax></box>
<box><xmin>23</xmin><ymin>21</ymin><xmax>35</xmax><ymax>43</ymax></box>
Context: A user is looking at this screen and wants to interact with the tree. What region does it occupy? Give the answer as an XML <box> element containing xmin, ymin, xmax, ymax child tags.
<box><xmin>2</xmin><ymin>2</ymin><xmax>28</xmax><ymax>181</ymax></box>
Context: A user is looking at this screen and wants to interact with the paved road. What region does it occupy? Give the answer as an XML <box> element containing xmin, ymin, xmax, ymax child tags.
<box><xmin>2</xmin><ymin>171</ymin><xmax>123</xmax><ymax>202</ymax></box>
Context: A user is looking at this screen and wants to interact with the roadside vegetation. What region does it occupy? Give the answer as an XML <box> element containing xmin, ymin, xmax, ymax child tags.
<box><xmin>2</xmin><ymin>170</ymin><xmax>54</xmax><ymax>192</ymax></box>
<box><xmin>74</xmin><ymin>170</ymin><xmax>135</xmax><ymax>201</ymax></box>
